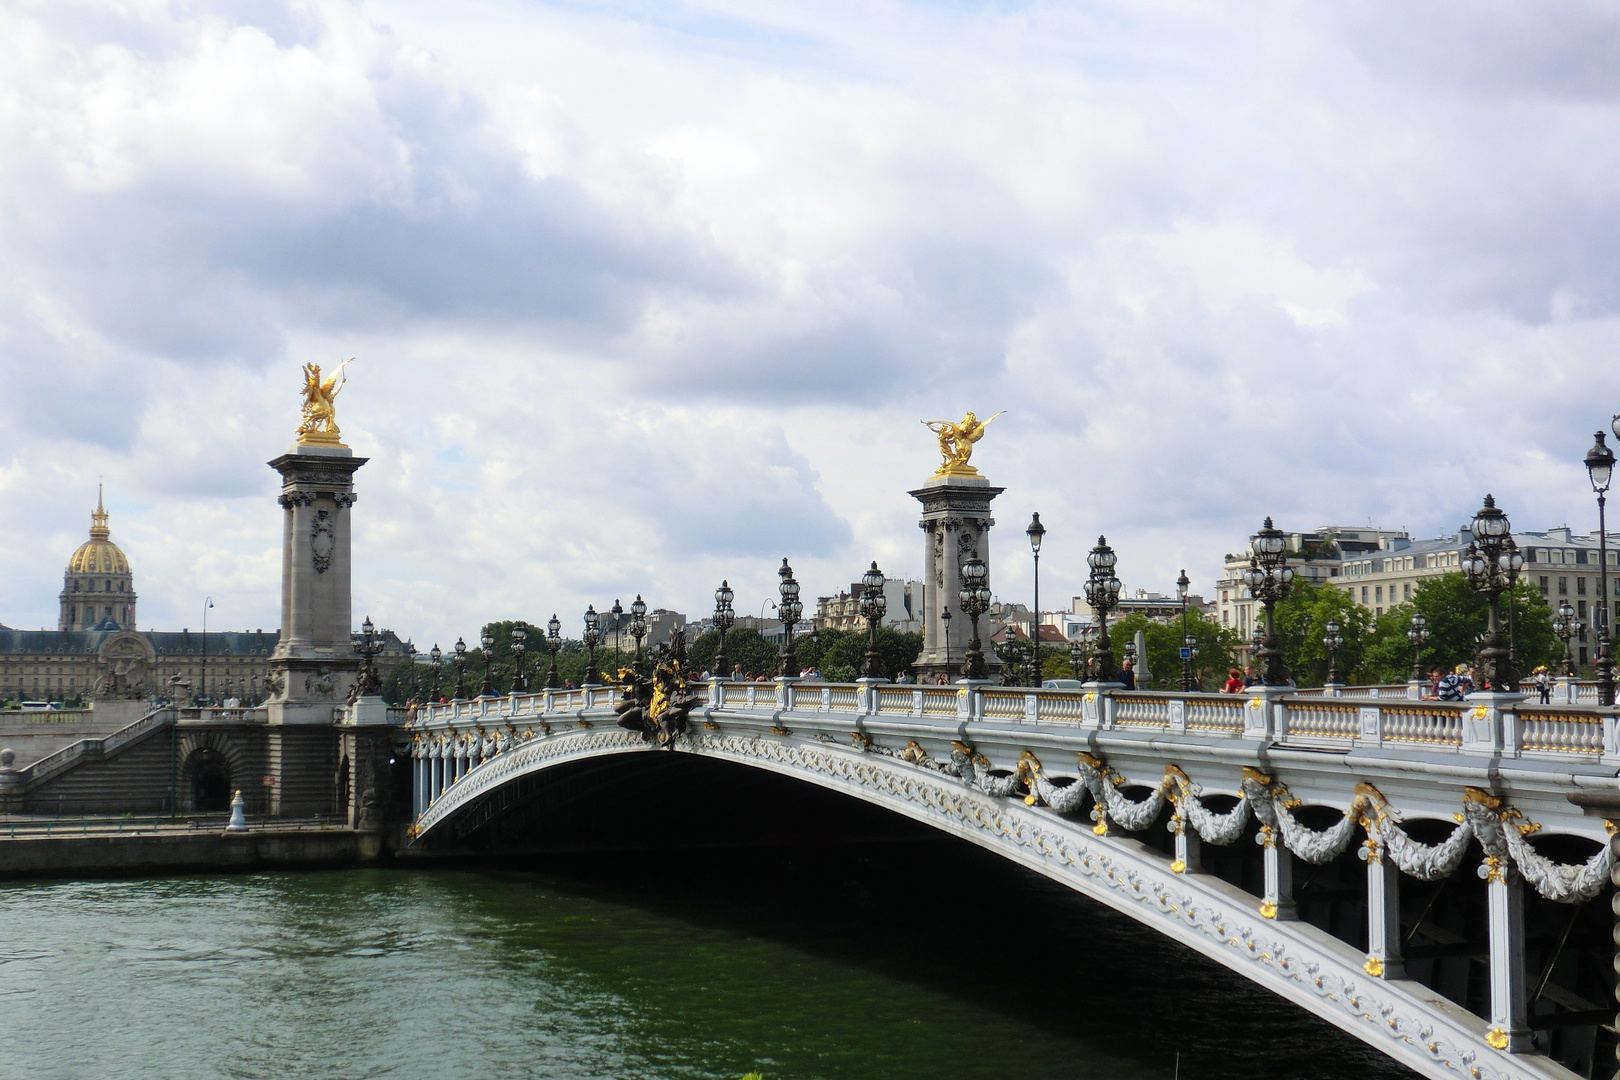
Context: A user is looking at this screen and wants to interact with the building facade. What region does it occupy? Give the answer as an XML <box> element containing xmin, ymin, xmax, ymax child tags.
<box><xmin>814</xmin><ymin>576</ymin><xmax>924</xmax><ymax>634</ymax></box>
<box><xmin>4</xmin><ymin>493</ymin><xmax>409</xmax><ymax>706</ymax></box>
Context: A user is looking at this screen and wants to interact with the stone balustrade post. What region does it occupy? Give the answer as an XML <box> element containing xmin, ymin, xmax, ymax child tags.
<box><xmin>1462</xmin><ymin>691</ymin><xmax>1524</xmax><ymax>756</ymax></box>
<box><xmin>1555</xmin><ymin>676</ymin><xmax>1577</xmax><ymax>704</ymax></box>
<box><xmin>1242</xmin><ymin>686</ymin><xmax>1288</xmax><ymax>743</ymax></box>
<box><xmin>1168</xmin><ymin>698</ymin><xmax>1186</xmax><ymax>733</ymax></box>
<box><xmin>1406</xmin><ymin>679</ymin><xmax>1424</xmax><ymax>701</ymax></box>
<box><xmin>1024</xmin><ymin>693</ymin><xmax>1038</xmax><ymax>723</ymax></box>
<box><xmin>1358</xmin><ymin>704</ymin><xmax>1383</xmax><ymax>748</ymax></box>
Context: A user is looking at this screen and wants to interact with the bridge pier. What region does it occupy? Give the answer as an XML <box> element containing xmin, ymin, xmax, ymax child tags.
<box><xmin>1364</xmin><ymin>850</ymin><xmax>1404</xmax><ymax>979</ymax></box>
<box><xmin>1259</xmin><ymin>826</ymin><xmax>1295</xmax><ymax>920</ymax></box>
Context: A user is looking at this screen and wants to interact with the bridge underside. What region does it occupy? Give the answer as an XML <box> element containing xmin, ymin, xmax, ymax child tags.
<box><xmin>410</xmin><ymin>730</ymin><xmax>1611</xmax><ymax>1080</ymax></box>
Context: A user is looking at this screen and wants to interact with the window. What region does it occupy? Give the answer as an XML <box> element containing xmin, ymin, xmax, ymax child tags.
<box><xmin>1539</xmin><ymin>576</ymin><xmax>1549</xmax><ymax>594</ymax></box>
<box><xmin>1403</xmin><ymin>583</ymin><xmax>1411</xmax><ymax>600</ymax></box>
<box><xmin>1376</xmin><ymin>607</ymin><xmax>1383</xmax><ymax>616</ymax></box>
<box><xmin>1579</xmin><ymin>578</ymin><xmax>1588</xmax><ymax>596</ymax></box>
<box><xmin>1375</xmin><ymin>586</ymin><xmax>1383</xmax><ymax>603</ymax></box>
<box><xmin>1580</xmin><ymin>646</ymin><xmax>1589</xmax><ymax>665</ymax></box>
<box><xmin>1559</xmin><ymin>577</ymin><xmax>1569</xmax><ymax>595</ymax></box>
<box><xmin>1579</xmin><ymin>599</ymin><xmax>1588</xmax><ymax>619</ymax></box>
<box><xmin>1361</xmin><ymin>586</ymin><xmax>1369</xmax><ymax>604</ymax></box>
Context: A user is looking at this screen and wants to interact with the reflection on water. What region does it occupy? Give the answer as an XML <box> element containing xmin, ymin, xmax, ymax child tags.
<box><xmin>0</xmin><ymin>840</ymin><xmax>1415</xmax><ymax>1080</ymax></box>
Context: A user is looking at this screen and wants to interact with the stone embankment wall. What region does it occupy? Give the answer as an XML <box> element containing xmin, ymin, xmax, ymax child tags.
<box><xmin>0</xmin><ymin>827</ymin><xmax>389</xmax><ymax>877</ymax></box>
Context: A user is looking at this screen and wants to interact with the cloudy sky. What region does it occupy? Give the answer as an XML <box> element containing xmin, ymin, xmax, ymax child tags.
<box><xmin>2</xmin><ymin>0</ymin><xmax>1617</xmax><ymax>647</ymax></box>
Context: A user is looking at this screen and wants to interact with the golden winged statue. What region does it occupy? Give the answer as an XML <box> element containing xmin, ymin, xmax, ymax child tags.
<box><xmin>922</xmin><ymin>410</ymin><xmax>1003</xmax><ymax>477</ymax></box>
<box><xmin>296</xmin><ymin>359</ymin><xmax>353</xmax><ymax>446</ymax></box>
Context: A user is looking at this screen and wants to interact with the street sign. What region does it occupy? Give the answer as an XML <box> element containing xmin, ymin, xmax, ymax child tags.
<box><xmin>1179</xmin><ymin>647</ymin><xmax>1192</xmax><ymax>660</ymax></box>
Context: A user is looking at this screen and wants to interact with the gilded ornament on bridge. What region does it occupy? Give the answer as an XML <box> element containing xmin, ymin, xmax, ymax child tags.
<box><xmin>922</xmin><ymin>411</ymin><xmax>1002</xmax><ymax>478</ymax></box>
<box><xmin>296</xmin><ymin>359</ymin><xmax>353</xmax><ymax>446</ymax></box>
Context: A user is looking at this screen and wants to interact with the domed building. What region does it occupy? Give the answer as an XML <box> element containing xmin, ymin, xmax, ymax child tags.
<box><xmin>58</xmin><ymin>488</ymin><xmax>138</xmax><ymax>632</ymax></box>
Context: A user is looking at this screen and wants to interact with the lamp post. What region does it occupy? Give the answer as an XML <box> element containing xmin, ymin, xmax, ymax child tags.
<box><xmin>1027</xmin><ymin>512</ymin><xmax>1046</xmax><ymax>687</ymax></box>
<box><xmin>545</xmin><ymin>615</ymin><xmax>562</xmax><ymax>689</ymax></box>
<box><xmin>201</xmin><ymin>596</ymin><xmax>214</xmax><ymax>705</ymax></box>
<box><xmin>1241</xmin><ymin>518</ymin><xmax>1295</xmax><ymax>686</ymax></box>
<box><xmin>1069</xmin><ymin>639</ymin><xmax>1085</xmax><ymax>681</ymax></box>
<box><xmin>1323</xmin><ymin>618</ymin><xmax>1343</xmax><ymax>687</ymax></box>
<box><xmin>1176</xmin><ymin>569</ymin><xmax>1195</xmax><ymax>691</ymax></box>
<box><xmin>429</xmin><ymin>643</ymin><xmax>442</xmax><ymax>702</ymax></box>
<box><xmin>860</xmin><ymin>561</ymin><xmax>888</xmax><ymax>680</ymax></box>
<box><xmin>510</xmin><ymin>621</ymin><xmax>528</xmax><ymax>693</ymax></box>
<box><xmin>958</xmin><ymin>554</ymin><xmax>991</xmax><ymax>681</ymax></box>
<box><xmin>777</xmin><ymin>559</ymin><xmax>803</xmax><ymax>679</ymax></box>
<box><xmin>629</xmin><ymin>595</ymin><xmax>648</xmax><ymax>673</ymax></box>
<box><xmin>1407</xmin><ymin>614</ymin><xmax>1430</xmax><ymax>683</ymax></box>
<box><xmin>1084</xmin><ymin>536</ymin><xmax>1122</xmax><ymax>681</ymax></box>
<box><xmin>940</xmin><ymin>605</ymin><xmax>953</xmax><ymax>674</ymax></box>
<box><xmin>582</xmin><ymin>607</ymin><xmax>602</xmax><ymax>686</ymax></box>
<box><xmin>1586</xmin><ymin>430</ymin><xmax>1616</xmax><ymax>704</ymax></box>
<box><xmin>1461</xmin><ymin>494</ymin><xmax>1524</xmax><ymax>691</ymax></box>
<box><xmin>478</xmin><ymin>629</ymin><xmax>496</xmax><ymax>696</ymax></box>
<box><xmin>1555</xmin><ymin>599</ymin><xmax>1581</xmax><ymax>677</ymax></box>
<box><xmin>357</xmin><ymin>615</ymin><xmax>382</xmax><ymax>696</ymax></box>
<box><xmin>611</xmin><ymin>599</ymin><xmax>623</xmax><ymax>666</ymax></box>
<box><xmin>452</xmin><ymin>637</ymin><xmax>468</xmax><ymax>699</ymax></box>
<box><xmin>713</xmin><ymin>581</ymin><xmax>735</xmax><ymax>678</ymax></box>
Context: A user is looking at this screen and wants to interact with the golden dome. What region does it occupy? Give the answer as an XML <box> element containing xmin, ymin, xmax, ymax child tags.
<box><xmin>68</xmin><ymin>489</ymin><xmax>130</xmax><ymax>575</ymax></box>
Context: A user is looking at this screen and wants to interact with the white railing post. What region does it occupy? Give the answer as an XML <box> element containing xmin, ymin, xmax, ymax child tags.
<box><xmin>1462</xmin><ymin>692</ymin><xmax>1521</xmax><ymax>755</ymax></box>
<box><xmin>1603</xmin><ymin>713</ymin><xmax>1620</xmax><ymax>766</ymax></box>
<box><xmin>1556</xmin><ymin>675</ymin><xmax>1577</xmax><ymax>704</ymax></box>
<box><xmin>1499</xmin><ymin>704</ymin><xmax>1522</xmax><ymax>758</ymax></box>
<box><xmin>1260</xmin><ymin>826</ymin><xmax>1295</xmax><ymax>920</ymax></box>
<box><xmin>1100</xmin><ymin>690</ymin><xmax>1116</xmax><ymax>730</ymax></box>
<box><xmin>1168</xmin><ymin>698</ymin><xmax>1186</xmax><ymax>733</ymax></box>
<box><xmin>1024</xmin><ymin>693</ymin><xmax>1038</xmax><ymax>723</ymax></box>
<box><xmin>911</xmin><ymin>689</ymin><xmax>923</xmax><ymax>717</ymax></box>
<box><xmin>1406</xmin><ymin>679</ymin><xmax>1423</xmax><ymax>701</ymax></box>
<box><xmin>1358</xmin><ymin>705</ymin><xmax>1382</xmax><ymax>748</ymax></box>
<box><xmin>1486</xmin><ymin>868</ymin><xmax>1530</xmax><ymax>1052</ymax></box>
<box><xmin>1080</xmin><ymin>690</ymin><xmax>1101</xmax><ymax>728</ymax></box>
<box><xmin>1242</xmin><ymin>688</ymin><xmax>1285</xmax><ymax>742</ymax></box>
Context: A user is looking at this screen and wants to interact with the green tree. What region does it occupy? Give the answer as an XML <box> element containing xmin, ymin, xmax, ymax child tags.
<box><xmin>1106</xmin><ymin>612</ymin><xmax>1239</xmax><ymax>691</ymax></box>
<box><xmin>1358</xmin><ymin>573</ymin><xmax>1555</xmax><ymax>686</ymax></box>
<box><xmin>1272</xmin><ymin>581</ymin><xmax>1374</xmax><ymax>687</ymax></box>
<box><xmin>688</xmin><ymin>628</ymin><xmax>780</xmax><ymax>678</ymax></box>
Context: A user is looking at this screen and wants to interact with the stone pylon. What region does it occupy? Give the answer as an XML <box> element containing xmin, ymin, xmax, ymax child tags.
<box><xmin>265</xmin><ymin>440</ymin><xmax>367</xmax><ymax>816</ymax></box>
<box><xmin>910</xmin><ymin>473</ymin><xmax>1003</xmax><ymax>681</ymax></box>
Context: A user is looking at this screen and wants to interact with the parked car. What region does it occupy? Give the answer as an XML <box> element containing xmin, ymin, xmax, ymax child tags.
<box><xmin>1040</xmin><ymin>679</ymin><xmax>1083</xmax><ymax>691</ymax></box>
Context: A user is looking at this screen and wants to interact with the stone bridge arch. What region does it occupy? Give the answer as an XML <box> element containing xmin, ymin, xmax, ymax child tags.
<box><xmin>177</xmin><ymin>729</ymin><xmax>253</xmax><ymax>814</ymax></box>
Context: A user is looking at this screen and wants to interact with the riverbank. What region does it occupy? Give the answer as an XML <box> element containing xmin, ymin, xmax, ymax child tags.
<box><xmin>0</xmin><ymin>822</ymin><xmax>392</xmax><ymax>877</ymax></box>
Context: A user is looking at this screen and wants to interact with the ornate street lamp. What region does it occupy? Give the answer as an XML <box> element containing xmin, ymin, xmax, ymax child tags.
<box><xmin>1554</xmin><ymin>599</ymin><xmax>1581</xmax><ymax>677</ymax></box>
<box><xmin>1407</xmin><ymin>614</ymin><xmax>1429</xmax><ymax>682</ymax></box>
<box><xmin>1240</xmin><ymin>518</ymin><xmax>1294</xmax><ymax>686</ymax></box>
<box><xmin>1176</xmin><ymin>569</ymin><xmax>1195</xmax><ymax>691</ymax></box>
<box><xmin>1322</xmin><ymin>618</ymin><xmax>1343</xmax><ymax>687</ymax></box>
<box><xmin>611</xmin><ymin>599</ymin><xmax>624</xmax><ymax>664</ymax></box>
<box><xmin>940</xmin><ymin>605</ymin><xmax>953</xmax><ymax>673</ymax></box>
<box><xmin>452</xmin><ymin>637</ymin><xmax>468</xmax><ymax>699</ymax></box>
<box><xmin>629</xmin><ymin>595</ymin><xmax>648</xmax><ymax>672</ymax></box>
<box><xmin>1027</xmin><ymin>512</ymin><xmax>1046</xmax><ymax>688</ymax></box>
<box><xmin>1069</xmin><ymin>638</ymin><xmax>1086</xmax><ymax>681</ymax></box>
<box><xmin>429</xmin><ymin>643</ymin><xmax>443</xmax><ymax>702</ymax></box>
<box><xmin>860</xmin><ymin>561</ymin><xmax>888</xmax><ymax>680</ymax></box>
<box><xmin>1587</xmin><ymin>430</ymin><xmax>1616</xmax><ymax>704</ymax></box>
<box><xmin>713</xmin><ymin>581</ymin><xmax>736</xmax><ymax>679</ymax></box>
<box><xmin>510</xmin><ymin>621</ymin><xmax>528</xmax><ymax>693</ymax></box>
<box><xmin>777</xmin><ymin>559</ymin><xmax>803</xmax><ymax>678</ymax></box>
<box><xmin>1461</xmin><ymin>494</ymin><xmax>1524</xmax><ymax>691</ymax></box>
<box><xmin>545</xmin><ymin>615</ymin><xmax>562</xmax><ymax>689</ymax></box>
<box><xmin>958</xmin><ymin>553</ymin><xmax>992</xmax><ymax>681</ymax></box>
<box><xmin>355</xmin><ymin>615</ymin><xmax>383</xmax><ymax>696</ymax></box>
<box><xmin>582</xmin><ymin>606</ymin><xmax>602</xmax><ymax>686</ymax></box>
<box><xmin>478</xmin><ymin>628</ymin><xmax>496</xmax><ymax>696</ymax></box>
<box><xmin>1084</xmin><ymin>536</ymin><xmax>1122</xmax><ymax>681</ymax></box>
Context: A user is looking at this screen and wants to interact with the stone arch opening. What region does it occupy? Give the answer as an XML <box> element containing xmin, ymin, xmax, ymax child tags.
<box><xmin>183</xmin><ymin>747</ymin><xmax>231</xmax><ymax>813</ymax></box>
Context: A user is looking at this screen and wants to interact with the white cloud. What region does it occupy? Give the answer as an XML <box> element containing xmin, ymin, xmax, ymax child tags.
<box><xmin>1</xmin><ymin>0</ymin><xmax>1618</xmax><ymax>647</ymax></box>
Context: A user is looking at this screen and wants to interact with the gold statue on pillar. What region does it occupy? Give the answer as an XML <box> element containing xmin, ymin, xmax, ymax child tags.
<box><xmin>296</xmin><ymin>359</ymin><xmax>353</xmax><ymax>446</ymax></box>
<box><xmin>923</xmin><ymin>411</ymin><xmax>1003</xmax><ymax>478</ymax></box>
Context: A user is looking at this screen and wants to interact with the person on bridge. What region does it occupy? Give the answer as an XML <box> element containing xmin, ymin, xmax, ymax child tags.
<box><xmin>1119</xmin><ymin>660</ymin><xmax>1136</xmax><ymax>690</ymax></box>
<box><xmin>1223</xmin><ymin>668</ymin><xmax>1244</xmax><ymax>693</ymax></box>
<box><xmin>1436</xmin><ymin>665</ymin><xmax>1472</xmax><ymax>701</ymax></box>
<box><xmin>1533</xmin><ymin>665</ymin><xmax>1551</xmax><ymax>704</ymax></box>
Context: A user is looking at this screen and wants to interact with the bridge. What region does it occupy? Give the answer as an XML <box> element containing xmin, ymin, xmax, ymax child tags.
<box><xmin>406</xmin><ymin>678</ymin><xmax>1619</xmax><ymax>1080</ymax></box>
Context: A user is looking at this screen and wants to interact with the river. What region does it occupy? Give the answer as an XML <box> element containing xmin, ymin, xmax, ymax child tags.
<box><xmin>0</xmin><ymin>838</ymin><xmax>1416</xmax><ymax>1080</ymax></box>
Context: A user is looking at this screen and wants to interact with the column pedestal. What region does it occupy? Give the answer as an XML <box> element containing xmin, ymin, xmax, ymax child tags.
<box><xmin>910</xmin><ymin>475</ymin><xmax>1003</xmax><ymax>683</ymax></box>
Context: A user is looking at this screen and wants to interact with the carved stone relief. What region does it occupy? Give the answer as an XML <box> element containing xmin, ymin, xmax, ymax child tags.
<box><xmin>311</xmin><ymin>510</ymin><xmax>335</xmax><ymax>573</ymax></box>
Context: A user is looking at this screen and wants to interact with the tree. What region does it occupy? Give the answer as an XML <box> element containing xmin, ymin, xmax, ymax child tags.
<box><xmin>1106</xmin><ymin>612</ymin><xmax>1239</xmax><ymax>691</ymax></box>
<box><xmin>687</xmin><ymin>628</ymin><xmax>779</xmax><ymax>678</ymax></box>
<box><xmin>1272</xmin><ymin>581</ymin><xmax>1374</xmax><ymax>687</ymax></box>
<box><xmin>1359</xmin><ymin>573</ymin><xmax>1555</xmax><ymax>685</ymax></box>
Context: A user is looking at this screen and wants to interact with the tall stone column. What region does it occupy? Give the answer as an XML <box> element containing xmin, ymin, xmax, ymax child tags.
<box><xmin>911</xmin><ymin>474</ymin><xmax>1003</xmax><ymax>682</ymax></box>
<box><xmin>265</xmin><ymin>442</ymin><xmax>367</xmax><ymax>817</ymax></box>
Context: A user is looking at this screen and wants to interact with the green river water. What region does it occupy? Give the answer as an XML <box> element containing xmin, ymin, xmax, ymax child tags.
<box><xmin>0</xmin><ymin>840</ymin><xmax>1416</xmax><ymax>1080</ymax></box>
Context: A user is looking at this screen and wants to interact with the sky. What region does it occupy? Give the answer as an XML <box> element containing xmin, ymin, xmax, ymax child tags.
<box><xmin>2</xmin><ymin>0</ymin><xmax>1619</xmax><ymax>648</ymax></box>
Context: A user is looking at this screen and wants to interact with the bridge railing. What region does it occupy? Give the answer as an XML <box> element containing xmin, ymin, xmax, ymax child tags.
<box><xmin>404</xmin><ymin>680</ymin><xmax>1620</xmax><ymax>765</ymax></box>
